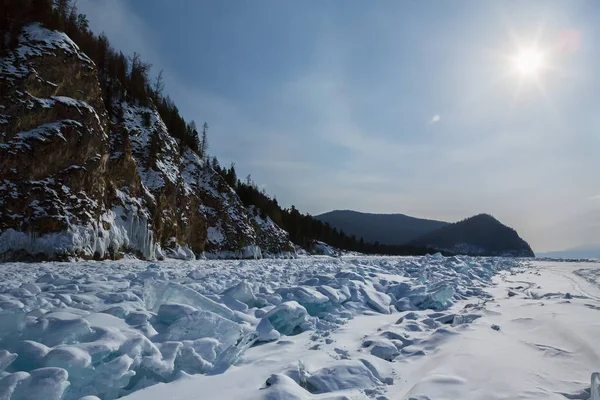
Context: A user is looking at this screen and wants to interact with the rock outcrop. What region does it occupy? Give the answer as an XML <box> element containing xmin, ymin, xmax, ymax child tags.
<box><xmin>0</xmin><ymin>23</ymin><xmax>294</xmax><ymax>261</ymax></box>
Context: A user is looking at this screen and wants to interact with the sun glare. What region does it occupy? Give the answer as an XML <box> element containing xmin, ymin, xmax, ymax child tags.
<box><xmin>513</xmin><ymin>48</ymin><xmax>545</xmax><ymax>76</ymax></box>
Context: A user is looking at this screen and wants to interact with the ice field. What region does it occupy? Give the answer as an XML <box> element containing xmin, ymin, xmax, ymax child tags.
<box><xmin>0</xmin><ymin>256</ymin><xmax>599</xmax><ymax>399</ymax></box>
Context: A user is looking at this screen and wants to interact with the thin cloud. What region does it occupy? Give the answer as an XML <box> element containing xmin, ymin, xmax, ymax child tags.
<box><xmin>77</xmin><ymin>0</ymin><xmax>167</xmax><ymax>80</ymax></box>
<box><xmin>72</xmin><ymin>1</ymin><xmax>598</xmax><ymax>252</ymax></box>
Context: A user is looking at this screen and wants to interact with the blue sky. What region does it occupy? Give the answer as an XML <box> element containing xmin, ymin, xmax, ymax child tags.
<box><xmin>77</xmin><ymin>0</ymin><xmax>600</xmax><ymax>252</ymax></box>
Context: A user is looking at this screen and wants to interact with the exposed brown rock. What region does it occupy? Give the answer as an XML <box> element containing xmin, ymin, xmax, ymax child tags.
<box><xmin>0</xmin><ymin>23</ymin><xmax>294</xmax><ymax>261</ymax></box>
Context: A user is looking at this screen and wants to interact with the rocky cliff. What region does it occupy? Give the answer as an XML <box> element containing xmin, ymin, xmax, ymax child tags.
<box><xmin>0</xmin><ymin>23</ymin><xmax>294</xmax><ymax>261</ymax></box>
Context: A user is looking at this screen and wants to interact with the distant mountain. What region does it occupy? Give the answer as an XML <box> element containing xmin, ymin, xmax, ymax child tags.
<box><xmin>410</xmin><ymin>214</ymin><xmax>535</xmax><ymax>257</ymax></box>
<box><xmin>537</xmin><ymin>246</ymin><xmax>600</xmax><ymax>259</ymax></box>
<box><xmin>315</xmin><ymin>210</ymin><xmax>448</xmax><ymax>245</ymax></box>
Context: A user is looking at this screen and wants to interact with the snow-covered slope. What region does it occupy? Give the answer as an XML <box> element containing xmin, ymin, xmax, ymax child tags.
<box><xmin>0</xmin><ymin>257</ymin><xmax>598</xmax><ymax>399</ymax></box>
<box><xmin>0</xmin><ymin>23</ymin><xmax>293</xmax><ymax>260</ymax></box>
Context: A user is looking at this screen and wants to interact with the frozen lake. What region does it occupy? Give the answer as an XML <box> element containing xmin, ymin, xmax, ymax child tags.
<box><xmin>0</xmin><ymin>256</ymin><xmax>598</xmax><ymax>399</ymax></box>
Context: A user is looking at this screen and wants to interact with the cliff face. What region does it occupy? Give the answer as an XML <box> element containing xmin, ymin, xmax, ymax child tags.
<box><xmin>0</xmin><ymin>24</ymin><xmax>294</xmax><ymax>261</ymax></box>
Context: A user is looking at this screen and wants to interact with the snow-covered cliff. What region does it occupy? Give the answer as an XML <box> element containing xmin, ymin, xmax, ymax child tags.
<box><xmin>0</xmin><ymin>24</ymin><xmax>294</xmax><ymax>261</ymax></box>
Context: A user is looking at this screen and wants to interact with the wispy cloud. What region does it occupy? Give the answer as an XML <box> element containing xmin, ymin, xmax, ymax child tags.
<box><xmin>77</xmin><ymin>0</ymin><xmax>168</xmax><ymax>79</ymax></box>
<box><xmin>429</xmin><ymin>114</ymin><xmax>441</xmax><ymax>124</ymax></box>
<box><xmin>589</xmin><ymin>194</ymin><xmax>600</xmax><ymax>201</ymax></box>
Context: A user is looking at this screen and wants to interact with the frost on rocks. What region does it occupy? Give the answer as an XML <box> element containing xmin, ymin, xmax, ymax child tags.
<box><xmin>0</xmin><ymin>23</ymin><xmax>93</xmax><ymax>81</ymax></box>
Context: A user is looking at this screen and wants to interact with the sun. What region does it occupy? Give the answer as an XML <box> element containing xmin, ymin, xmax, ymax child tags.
<box><xmin>498</xmin><ymin>27</ymin><xmax>565</xmax><ymax>105</ymax></box>
<box><xmin>512</xmin><ymin>47</ymin><xmax>545</xmax><ymax>76</ymax></box>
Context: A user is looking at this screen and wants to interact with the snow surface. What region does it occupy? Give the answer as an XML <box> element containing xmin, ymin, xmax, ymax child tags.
<box><xmin>0</xmin><ymin>257</ymin><xmax>599</xmax><ymax>399</ymax></box>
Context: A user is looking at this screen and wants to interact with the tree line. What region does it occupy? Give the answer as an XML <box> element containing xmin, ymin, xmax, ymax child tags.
<box><xmin>212</xmin><ymin>161</ymin><xmax>437</xmax><ymax>256</ymax></box>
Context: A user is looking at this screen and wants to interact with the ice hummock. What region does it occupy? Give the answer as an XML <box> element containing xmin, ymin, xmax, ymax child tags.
<box><xmin>0</xmin><ymin>255</ymin><xmax>522</xmax><ymax>399</ymax></box>
<box><xmin>164</xmin><ymin>310</ymin><xmax>243</xmax><ymax>345</ymax></box>
<box><xmin>256</xmin><ymin>301</ymin><xmax>312</xmax><ymax>342</ymax></box>
<box><xmin>1</xmin><ymin>367</ymin><xmax>70</xmax><ymax>400</ymax></box>
<box><xmin>592</xmin><ymin>372</ymin><xmax>600</xmax><ymax>400</ymax></box>
<box><xmin>221</xmin><ymin>281</ymin><xmax>257</xmax><ymax>306</ymax></box>
<box><xmin>143</xmin><ymin>280</ymin><xmax>234</xmax><ymax>320</ymax></box>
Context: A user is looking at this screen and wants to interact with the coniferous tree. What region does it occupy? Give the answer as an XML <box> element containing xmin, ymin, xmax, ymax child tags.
<box><xmin>226</xmin><ymin>163</ymin><xmax>237</xmax><ymax>187</ymax></box>
<box><xmin>76</xmin><ymin>13</ymin><xmax>89</xmax><ymax>33</ymax></box>
<box><xmin>24</xmin><ymin>0</ymin><xmax>55</xmax><ymax>31</ymax></box>
<box><xmin>54</xmin><ymin>0</ymin><xmax>71</xmax><ymax>23</ymax></box>
<box><xmin>198</xmin><ymin>122</ymin><xmax>209</xmax><ymax>161</ymax></box>
<box><xmin>95</xmin><ymin>33</ymin><xmax>109</xmax><ymax>74</ymax></box>
<box><xmin>65</xmin><ymin>5</ymin><xmax>78</xmax><ymax>37</ymax></box>
<box><xmin>211</xmin><ymin>157</ymin><xmax>220</xmax><ymax>172</ymax></box>
<box><xmin>152</xmin><ymin>69</ymin><xmax>165</xmax><ymax>99</ymax></box>
<box><xmin>129</xmin><ymin>52</ymin><xmax>151</xmax><ymax>105</ymax></box>
<box><xmin>186</xmin><ymin>120</ymin><xmax>199</xmax><ymax>154</ymax></box>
